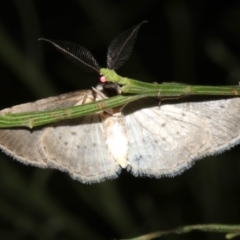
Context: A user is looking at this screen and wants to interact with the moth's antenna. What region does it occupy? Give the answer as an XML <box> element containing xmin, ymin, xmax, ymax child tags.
<box><xmin>39</xmin><ymin>39</ymin><xmax>100</xmax><ymax>73</ymax></box>
<box><xmin>107</xmin><ymin>21</ymin><xmax>147</xmax><ymax>70</ymax></box>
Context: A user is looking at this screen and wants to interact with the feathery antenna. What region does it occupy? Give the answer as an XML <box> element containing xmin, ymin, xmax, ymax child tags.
<box><xmin>39</xmin><ymin>39</ymin><xmax>100</xmax><ymax>73</ymax></box>
<box><xmin>107</xmin><ymin>21</ymin><xmax>147</xmax><ymax>70</ymax></box>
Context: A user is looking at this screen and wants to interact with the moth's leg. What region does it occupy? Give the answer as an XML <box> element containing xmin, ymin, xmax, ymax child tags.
<box><xmin>74</xmin><ymin>92</ymin><xmax>95</xmax><ymax>106</ymax></box>
<box><xmin>158</xmin><ymin>95</ymin><xmax>187</xmax><ymax>108</ymax></box>
<box><xmin>92</xmin><ymin>87</ymin><xmax>108</xmax><ymax>101</ymax></box>
<box><xmin>92</xmin><ymin>87</ymin><xmax>114</xmax><ymax>115</ymax></box>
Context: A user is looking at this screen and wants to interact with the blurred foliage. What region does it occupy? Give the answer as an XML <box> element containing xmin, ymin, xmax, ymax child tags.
<box><xmin>0</xmin><ymin>0</ymin><xmax>240</xmax><ymax>240</ymax></box>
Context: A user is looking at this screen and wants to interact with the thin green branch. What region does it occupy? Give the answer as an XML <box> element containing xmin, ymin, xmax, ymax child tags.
<box><xmin>101</xmin><ymin>69</ymin><xmax>240</xmax><ymax>96</ymax></box>
<box><xmin>1</xmin><ymin>69</ymin><xmax>240</xmax><ymax>129</ymax></box>
<box><xmin>0</xmin><ymin>95</ymin><xmax>141</xmax><ymax>128</ymax></box>
<box><xmin>120</xmin><ymin>224</ymin><xmax>240</xmax><ymax>240</ymax></box>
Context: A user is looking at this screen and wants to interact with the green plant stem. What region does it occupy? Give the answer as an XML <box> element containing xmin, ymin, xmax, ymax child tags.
<box><xmin>2</xmin><ymin>69</ymin><xmax>240</xmax><ymax>129</ymax></box>
<box><xmin>101</xmin><ymin>68</ymin><xmax>240</xmax><ymax>96</ymax></box>
<box><xmin>121</xmin><ymin>224</ymin><xmax>240</xmax><ymax>240</ymax></box>
<box><xmin>0</xmin><ymin>95</ymin><xmax>142</xmax><ymax>128</ymax></box>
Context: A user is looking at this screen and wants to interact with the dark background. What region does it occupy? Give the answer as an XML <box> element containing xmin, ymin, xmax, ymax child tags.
<box><xmin>0</xmin><ymin>1</ymin><xmax>240</xmax><ymax>240</ymax></box>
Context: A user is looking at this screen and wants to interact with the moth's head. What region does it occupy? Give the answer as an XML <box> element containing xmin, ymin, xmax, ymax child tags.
<box><xmin>96</xmin><ymin>82</ymin><xmax>121</xmax><ymax>97</ymax></box>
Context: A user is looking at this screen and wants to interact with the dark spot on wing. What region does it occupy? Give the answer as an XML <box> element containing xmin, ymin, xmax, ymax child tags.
<box><xmin>64</xmin><ymin>142</ymin><xmax>68</xmax><ymax>146</ymax></box>
<box><xmin>134</xmin><ymin>154</ymin><xmax>144</xmax><ymax>166</ymax></box>
<box><xmin>71</xmin><ymin>132</ymin><xmax>77</xmax><ymax>135</ymax></box>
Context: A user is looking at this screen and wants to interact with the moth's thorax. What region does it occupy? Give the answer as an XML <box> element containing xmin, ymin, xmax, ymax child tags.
<box><xmin>102</xmin><ymin>112</ymin><xmax>128</xmax><ymax>168</ymax></box>
<box><xmin>95</xmin><ymin>82</ymin><xmax>121</xmax><ymax>98</ymax></box>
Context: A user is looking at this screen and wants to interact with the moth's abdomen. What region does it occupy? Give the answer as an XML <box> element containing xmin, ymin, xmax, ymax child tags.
<box><xmin>103</xmin><ymin>112</ymin><xmax>128</xmax><ymax>168</ymax></box>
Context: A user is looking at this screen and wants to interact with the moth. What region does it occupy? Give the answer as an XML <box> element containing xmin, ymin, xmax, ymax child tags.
<box><xmin>1</xmin><ymin>22</ymin><xmax>240</xmax><ymax>183</ymax></box>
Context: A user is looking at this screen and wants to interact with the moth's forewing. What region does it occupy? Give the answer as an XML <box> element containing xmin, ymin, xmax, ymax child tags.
<box><xmin>39</xmin><ymin>114</ymin><xmax>120</xmax><ymax>183</ymax></box>
<box><xmin>0</xmin><ymin>89</ymin><xmax>121</xmax><ymax>183</ymax></box>
<box><xmin>0</xmin><ymin>90</ymin><xmax>94</xmax><ymax>114</ymax></box>
<box><xmin>0</xmin><ymin>90</ymin><xmax>94</xmax><ymax>167</ymax></box>
<box><xmin>123</xmin><ymin>97</ymin><xmax>240</xmax><ymax>177</ymax></box>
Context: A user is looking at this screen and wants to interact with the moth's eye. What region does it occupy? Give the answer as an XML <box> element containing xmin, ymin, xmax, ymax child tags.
<box><xmin>100</xmin><ymin>76</ymin><xmax>106</xmax><ymax>83</ymax></box>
